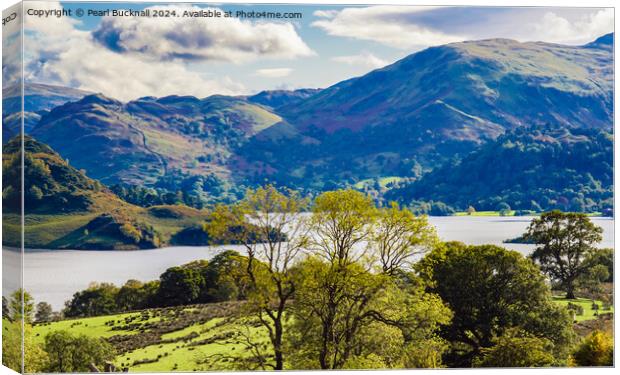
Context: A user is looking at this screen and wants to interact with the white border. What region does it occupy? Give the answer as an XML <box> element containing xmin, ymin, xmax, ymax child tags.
<box><xmin>0</xmin><ymin>1</ymin><xmax>617</xmax><ymax>374</ymax></box>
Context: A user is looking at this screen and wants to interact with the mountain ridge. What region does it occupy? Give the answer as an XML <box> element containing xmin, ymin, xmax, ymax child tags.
<box><xmin>8</xmin><ymin>33</ymin><xmax>613</xmax><ymax>209</ymax></box>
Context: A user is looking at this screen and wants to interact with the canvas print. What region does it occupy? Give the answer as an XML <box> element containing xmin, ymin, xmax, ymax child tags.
<box><xmin>1</xmin><ymin>1</ymin><xmax>614</xmax><ymax>372</ymax></box>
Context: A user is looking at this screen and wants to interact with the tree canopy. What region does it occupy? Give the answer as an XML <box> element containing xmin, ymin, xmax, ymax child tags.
<box><xmin>416</xmin><ymin>242</ymin><xmax>575</xmax><ymax>367</ymax></box>
<box><xmin>525</xmin><ymin>211</ymin><xmax>603</xmax><ymax>298</ymax></box>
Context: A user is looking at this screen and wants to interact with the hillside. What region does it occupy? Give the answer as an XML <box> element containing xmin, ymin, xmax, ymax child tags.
<box><xmin>2</xmin><ymin>136</ymin><xmax>209</xmax><ymax>249</ymax></box>
<box><xmin>385</xmin><ymin>126</ymin><xmax>613</xmax><ymax>213</ymax></box>
<box><xmin>7</xmin><ymin>35</ymin><xmax>614</xmax><ymax>208</ymax></box>
<box><xmin>28</xmin><ymin>297</ymin><xmax>611</xmax><ymax>371</ymax></box>
<box><xmin>235</xmin><ymin>34</ymin><xmax>613</xmax><ymax>189</ymax></box>
<box><xmin>31</xmin><ymin>93</ymin><xmax>282</xmax><ymax>187</ymax></box>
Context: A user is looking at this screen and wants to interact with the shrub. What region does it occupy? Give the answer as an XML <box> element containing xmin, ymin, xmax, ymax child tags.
<box><xmin>572</xmin><ymin>330</ymin><xmax>613</xmax><ymax>366</ymax></box>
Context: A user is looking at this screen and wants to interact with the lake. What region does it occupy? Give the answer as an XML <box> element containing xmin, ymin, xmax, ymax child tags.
<box><xmin>3</xmin><ymin>216</ymin><xmax>614</xmax><ymax>310</ymax></box>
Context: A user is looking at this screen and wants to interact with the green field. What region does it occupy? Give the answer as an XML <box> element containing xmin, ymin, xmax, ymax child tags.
<box><xmin>31</xmin><ymin>302</ymin><xmax>269</xmax><ymax>372</ymax></box>
<box><xmin>27</xmin><ymin>296</ymin><xmax>614</xmax><ymax>372</ymax></box>
<box><xmin>552</xmin><ymin>296</ymin><xmax>614</xmax><ymax>322</ymax></box>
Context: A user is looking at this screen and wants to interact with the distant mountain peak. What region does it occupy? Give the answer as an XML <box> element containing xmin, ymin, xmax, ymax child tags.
<box><xmin>156</xmin><ymin>95</ymin><xmax>201</xmax><ymax>105</ymax></box>
<box><xmin>79</xmin><ymin>93</ymin><xmax>123</xmax><ymax>106</ymax></box>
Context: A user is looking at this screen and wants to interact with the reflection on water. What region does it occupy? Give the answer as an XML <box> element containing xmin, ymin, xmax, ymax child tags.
<box><xmin>4</xmin><ymin>216</ymin><xmax>614</xmax><ymax>310</ymax></box>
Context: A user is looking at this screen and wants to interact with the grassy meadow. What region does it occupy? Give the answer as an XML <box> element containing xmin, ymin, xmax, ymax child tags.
<box><xmin>27</xmin><ymin>296</ymin><xmax>613</xmax><ymax>372</ymax></box>
<box><xmin>31</xmin><ymin>302</ymin><xmax>268</xmax><ymax>372</ymax></box>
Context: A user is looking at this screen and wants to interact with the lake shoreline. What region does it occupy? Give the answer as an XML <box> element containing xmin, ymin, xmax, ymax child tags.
<box><xmin>4</xmin><ymin>216</ymin><xmax>613</xmax><ymax>310</ymax></box>
<box><xmin>8</xmin><ymin>215</ymin><xmax>615</xmax><ymax>253</ymax></box>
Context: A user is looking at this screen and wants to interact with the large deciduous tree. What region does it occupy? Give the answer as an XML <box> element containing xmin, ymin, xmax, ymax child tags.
<box><xmin>157</xmin><ymin>265</ymin><xmax>206</xmax><ymax>306</ymax></box>
<box><xmin>373</xmin><ymin>202</ymin><xmax>437</xmax><ymax>275</ymax></box>
<box><xmin>63</xmin><ymin>282</ymin><xmax>119</xmax><ymax>318</ymax></box>
<box><xmin>205</xmin><ymin>185</ymin><xmax>310</xmax><ymax>370</ymax></box>
<box><xmin>525</xmin><ymin>211</ymin><xmax>603</xmax><ymax>299</ymax></box>
<box><xmin>290</xmin><ymin>190</ymin><xmax>447</xmax><ymax>369</ymax></box>
<box><xmin>416</xmin><ymin>242</ymin><xmax>575</xmax><ymax>367</ymax></box>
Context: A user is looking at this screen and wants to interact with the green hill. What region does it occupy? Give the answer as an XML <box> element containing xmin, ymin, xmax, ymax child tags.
<box><xmin>385</xmin><ymin>126</ymin><xmax>613</xmax><ymax>213</ymax></box>
<box><xmin>31</xmin><ymin>94</ymin><xmax>282</xmax><ymax>187</ymax></box>
<box><xmin>2</xmin><ymin>136</ymin><xmax>209</xmax><ymax>249</ymax></box>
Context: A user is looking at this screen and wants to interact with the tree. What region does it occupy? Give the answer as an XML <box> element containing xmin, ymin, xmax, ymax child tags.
<box><xmin>290</xmin><ymin>258</ymin><xmax>450</xmax><ymax>369</ymax></box>
<box><xmin>157</xmin><ymin>266</ymin><xmax>205</xmax><ymax>306</ymax></box>
<box><xmin>2</xmin><ymin>320</ymin><xmax>48</xmax><ymax>373</ymax></box>
<box><xmin>467</xmin><ymin>206</ymin><xmax>476</xmax><ymax>215</ymax></box>
<box><xmin>525</xmin><ymin>211</ymin><xmax>603</xmax><ymax>298</ymax></box>
<box><xmin>496</xmin><ymin>202</ymin><xmax>511</xmax><ymax>212</ymax></box>
<box><xmin>577</xmin><ymin>264</ymin><xmax>609</xmax><ymax>303</ymax></box>
<box><xmin>416</xmin><ymin>242</ymin><xmax>575</xmax><ymax>367</ymax></box>
<box><xmin>139</xmin><ymin>280</ymin><xmax>161</xmax><ymax>308</ymax></box>
<box><xmin>583</xmin><ymin>248</ymin><xmax>613</xmax><ymax>282</ymax></box>
<box><xmin>119</xmin><ymin>222</ymin><xmax>141</xmax><ymax>244</ymax></box>
<box><xmin>35</xmin><ymin>302</ymin><xmax>53</xmax><ymax>322</ymax></box>
<box><xmin>206</xmin><ymin>185</ymin><xmax>310</xmax><ymax>370</ymax></box>
<box><xmin>203</xmin><ymin>250</ymin><xmax>251</xmax><ymax>302</ymax></box>
<box><xmin>289</xmin><ymin>190</ymin><xmax>450</xmax><ymax>369</ymax></box>
<box><xmin>572</xmin><ymin>330</ymin><xmax>613</xmax><ymax>366</ymax></box>
<box><xmin>43</xmin><ymin>330</ymin><xmax>116</xmax><ymax>372</ymax></box>
<box><xmin>115</xmin><ymin>279</ymin><xmax>160</xmax><ymax>311</ymax></box>
<box><xmin>9</xmin><ymin>289</ymin><xmax>34</xmax><ymax>323</ymax></box>
<box><xmin>373</xmin><ymin>202</ymin><xmax>437</xmax><ymax>275</ymax></box>
<box><xmin>64</xmin><ymin>283</ymin><xmax>119</xmax><ymax>317</ymax></box>
<box><xmin>473</xmin><ymin>330</ymin><xmax>555</xmax><ymax>367</ymax></box>
<box><xmin>309</xmin><ymin>189</ymin><xmax>376</xmax><ymax>266</ymax></box>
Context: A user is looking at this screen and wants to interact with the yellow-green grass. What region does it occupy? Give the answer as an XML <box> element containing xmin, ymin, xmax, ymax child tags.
<box><xmin>31</xmin><ymin>307</ymin><xmax>270</xmax><ymax>372</ymax></box>
<box><xmin>31</xmin><ymin>311</ymin><xmax>162</xmax><ymax>344</ymax></box>
<box><xmin>552</xmin><ymin>296</ymin><xmax>614</xmax><ymax>322</ymax></box>
<box><xmin>119</xmin><ymin>319</ymin><xmax>267</xmax><ymax>372</ymax></box>
<box><xmin>234</xmin><ymin>103</ymin><xmax>282</xmax><ymax>133</ymax></box>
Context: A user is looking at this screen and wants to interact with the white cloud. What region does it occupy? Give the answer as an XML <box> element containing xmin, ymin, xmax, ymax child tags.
<box><xmin>254</xmin><ymin>68</ymin><xmax>294</xmax><ymax>78</ymax></box>
<box><xmin>332</xmin><ymin>52</ymin><xmax>389</xmax><ymax>69</ymax></box>
<box><xmin>528</xmin><ymin>9</ymin><xmax>613</xmax><ymax>44</ymax></box>
<box><xmin>312</xmin><ymin>6</ymin><xmax>465</xmax><ymax>49</ymax></box>
<box><xmin>19</xmin><ymin>2</ymin><xmax>258</xmax><ymax>101</ymax></box>
<box><xmin>93</xmin><ymin>5</ymin><xmax>315</xmax><ymax>63</ymax></box>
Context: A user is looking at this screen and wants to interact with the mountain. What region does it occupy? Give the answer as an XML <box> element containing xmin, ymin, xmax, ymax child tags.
<box><xmin>281</xmin><ymin>35</ymin><xmax>612</xmax><ymax>133</ymax></box>
<box><xmin>2</xmin><ymin>136</ymin><xmax>209</xmax><ymax>249</ymax></box>
<box><xmin>234</xmin><ymin>34</ymin><xmax>613</xmax><ymax>189</ymax></box>
<box><xmin>2</xmin><ymin>83</ymin><xmax>92</xmax><ymax>140</ymax></box>
<box><xmin>247</xmin><ymin>88</ymin><xmax>322</xmax><ymax>110</ymax></box>
<box><xmin>10</xmin><ymin>34</ymin><xmax>614</xmax><ymax>209</ymax></box>
<box><xmin>30</xmin><ymin>93</ymin><xmax>282</xmax><ymax>188</ymax></box>
<box><xmin>385</xmin><ymin>125</ymin><xmax>613</xmax><ymax>213</ymax></box>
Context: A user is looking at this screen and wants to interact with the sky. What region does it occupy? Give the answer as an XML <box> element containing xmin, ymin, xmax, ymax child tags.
<box><xmin>3</xmin><ymin>1</ymin><xmax>614</xmax><ymax>101</ymax></box>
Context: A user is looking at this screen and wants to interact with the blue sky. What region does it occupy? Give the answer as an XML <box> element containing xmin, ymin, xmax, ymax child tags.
<box><xmin>12</xmin><ymin>1</ymin><xmax>614</xmax><ymax>101</ymax></box>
